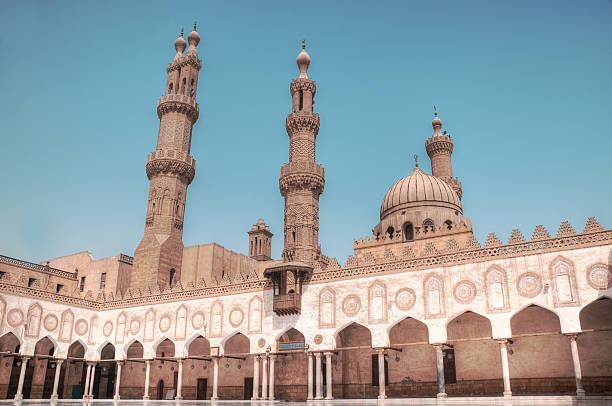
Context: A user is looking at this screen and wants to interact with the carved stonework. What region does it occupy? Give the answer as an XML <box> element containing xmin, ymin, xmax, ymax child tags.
<box><xmin>191</xmin><ymin>311</ymin><xmax>205</xmax><ymax>330</ymax></box>
<box><xmin>424</xmin><ymin>275</ymin><xmax>445</xmax><ymax>318</ymax></box>
<box><xmin>248</xmin><ymin>296</ymin><xmax>262</xmax><ymax>333</ymax></box>
<box><xmin>0</xmin><ymin>297</ymin><xmax>5</xmax><ymax>329</ymax></box>
<box><xmin>395</xmin><ymin>288</ymin><xmax>416</xmax><ymax>311</ymax></box>
<box><xmin>59</xmin><ymin>310</ymin><xmax>74</xmax><ymax>342</ymax></box>
<box><xmin>319</xmin><ymin>288</ymin><xmax>335</xmax><ymax>328</ymax></box>
<box><xmin>159</xmin><ymin>315</ymin><xmax>171</xmax><ymax>333</ymax></box>
<box><xmin>176</xmin><ymin>305</ymin><xmax>188</xmax><ymax>339</ymax></box>
<box><xmin>551</xmin><ymin>257</ymin><xmax>579</xmax><ymax>307</ymax></box>
<box><xmin>88</xmin><ymin>316</ymin><xmax>98</xmax><ymax>345</ymax></box>
<box><xmin>210</xmin><ymin>301</ymin><xmax>223</xmax><ymax>338</ymax></box>
<box><xmin>485</xmin><ymin>266</ymin><xmax>510</xmax><ymax>312</ymax></box>
<box><xmin>454</xmin><ymin>280</ymin><xmax>477</xmax><ymax>304</ymax></box>
<box><xmin>144</xmin><ymin>309</ymin><xmax>155</xmax><ymax>342</ymax></box>
<box><xmin>43</xmin><ymin>314</ymin><xmax>58</xmax><ymax>332</ymax></box>
<box><xmin>116</xmin><ymin>312</ymin><xmax>127</xmax><ymax>344</ymax></box>
<box><xmin>26</xmin><ymin>303</ymin><xmax>42</xmax><ymax>337</ymax></box>
<box><xmin>369</xmin><ymin>282</ymin><xmax>388</xmax><ymax>323</ymax></box>
<box><xmin>130</xmin><ymin>319</ymin><xmax>141</xmax><ymax>336</ymax></box>
<box><xmin>75</xmin><ymin>319</ymin><xmax>88</xmax><ymax>336</ymax></box>
<box><xmin>313</xmin><ymin>334</ymin><xmax>323</xmax><ymax>345</ymax></box>
<box><xmin>587</xmin><ymin>264</ymin><xmax>611</xmax><ymax>290</ymax></box>
<box><xmin>103</xmin><ymin>321</ymin><xmax>113</xmax><ymax>337</ymax></box>
<box><xmin>517</xmin><ymin>272</ymin><xmax>543</xmax><ymax>298</ymax></box>
<box><xmin>7</xmin><ymin>308</ymin><xmax>23</xmax><ymax>327</ymax></box>
<box><xmin>258</xmin><ymin>338</ymin><xmax>266</xmax><ymax>349</ymax></box>
<box><xmin>342</xmin><ymin>295</ymin><xmax>361</xmax><ymax>317</ymax></box>
<box><xmin>229</xmin><ymin>307</ymin><xmax>244</xmax><ymax>328</ymax></box>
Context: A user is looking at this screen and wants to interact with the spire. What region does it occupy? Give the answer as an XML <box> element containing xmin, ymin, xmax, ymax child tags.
<box><xmin>174</xmin><ymin>28</ymin><xmax>186</xmax><ymax>59</ymax></box>
<box><xmin>187</xmin><ymin>21</ymin><xmax>200</xmax><ymax>55</ymax></box>
<box><xmin>296</xmin><ymin>39</ymin><xmax>311</xmax><ymax>78</ymax></box>
<box><xmin>432</xmin><ymin>106</ymin><xmax>442</xmax><ymax>135</ymax></box>
<box><xmin>414</xmin><ymin>154</ymin><xmax>419</xmax><ymax>168</ymax></box>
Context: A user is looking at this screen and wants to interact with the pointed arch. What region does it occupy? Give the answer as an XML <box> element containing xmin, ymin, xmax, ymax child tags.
<box><xmin>511</xmin><ymin>304</ymin><xmax>561</xmax><ymax>335</ymax></box>
<box><xmin>67</xmin><ymin>339</ymin><xmax>87</xmax><ymax>358</ymax></box>
<box><xmin>335</xmin><ymin>322</ymin><xmax>372</xmax><ymax>347</ymax></box>
<box><xmin>25</xmin><ymin>302</ymin><xmax>43</xmax><ymax>337</ymax></box>
<box><xmin>388</xmin><ymin>316</ymin><xmax>429</xmax><ymax>344</ymax></box>
<box><xmin>59</xmin><ymin>309</ymin><xmax>74</xmax><ymax>342</ymax></box>
<box><xmin>154</xmin><ymin>337</ymin><xmax>175</xmax><ymax>358</ymax></box>
<box><xmin>319</xmin><ymin>287</ymin><xmax>336</xmax><ymax>328</ymax></box>
<box><xmin>485</xmin><ymin>265</ymin><xmax>509</xmax><ymax>312</ymax></box>
<box><xmin>124</xmin><ymin>339</ymin><xmax>144</xmax><ymax>359</ymax></box>
<box><xmin>369</xmin><ymin>280</ymin><xmax>387</xmax><ymax>323</ymax></box>
<box><xmin>116</xmin><ymin>311</ymin><xmax>127</xmax><ymax>344</ymax></box>
<box><xmin>248</xmin><ymin>295</ymin><xmax>263</xmax><ymax>333</ymax></box>
<box><xmin>185</xmin><ymin>334</ymin><xmax>210</xmax><ymax>357</ymax></box>
<box><xmin>34</xmin><ymin>336</ymin><xmax>56</xmax><ymax>356</ymax></box>
<box><xmin>550</xmin><ymin>255</ymin><xmax>579</xmax><ymax>307</ymax></box>
<box><xmin>446</xmin><ymin>310</ymin><xmax>493</xmax><ymax>340</ymax></box>
<box><xmin>96</xmin><ymin>340</ymin><xmax>115</xmax><ymax>360</ymax></box>
<box><xmin>222</xmin><ymin>332</ymin><xmax>250</xmax><ymax>355</ymax></box>
<box><xmin>175</xmin><ymin>304</ymin><xmax>187</xmax><ymax>340</ymax></box>
<box><xmin>0</xmin><ymin>332</ymin><xmax>21</xmax><ymax>352</ymax></box>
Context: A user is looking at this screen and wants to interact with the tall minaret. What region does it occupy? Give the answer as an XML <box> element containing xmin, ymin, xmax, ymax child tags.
<box><xmin>132</xmin><ymin>25</ymin><xmax>202</xmax><ymax>289</ymax></box>
<box><xmin>425</xmin><ymin>109</ymin><xmax>463</xmax><ymax>199</ymax></box>
<box><xmin>279</xmin><ymin>41</ymin><xmax>325</xmax><ymax>266</ymax></box>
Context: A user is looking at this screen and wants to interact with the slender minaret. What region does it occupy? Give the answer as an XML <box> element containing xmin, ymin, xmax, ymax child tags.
<box><xmin>248</xmin><ymin>219</ymin><xmax>273</xmax><ymax>261</ymax></box>
<box><xmin>279</xmin><ymin>41</ymin><xmax>325</xmax><ymax>266</ymax></box>
<box><xmin>425</xmin><ymin>109</ymin><xmax>463</xmax><ymax>199</ymax></box>
<box><xmin>132</xmin><ymin>25</ymin><xmax>202</xmax><ymax>288</ymax></box>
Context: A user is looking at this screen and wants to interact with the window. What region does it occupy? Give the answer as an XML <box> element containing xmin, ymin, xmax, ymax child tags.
<box><xmin>299</xmin><ymin>90</ymin><xmax>303</xmax><ymax>111</ymax></box>
<box><xmin>56</xmin><ymin>284</ymin><xmax>63</xmax><ymax>294</ymax></box>
<box><xmin>28</xmin><ymin>278</ymin><xmax>36</xmax><ymax>287</ymax></box>
<box><xmin>403</xmin><ymin>222</ymin><xmax>414</xmax><ymax>241</ymax></box>
<box><xmin>100</xmin><ymin>273</ymin><xmax>107</xmax><ymax>290</ymax></box>
<box><xmin>79</xmin><ymin>277</ymin><xmax>86</xmax><ymax>292</ymax></box>
<box><xmin>371</xmin><ymin>354</ymin><xmax>388</xmax><ymax>386</ymax></box>
<box><xmin>169</xmin><ymin>269</ymin><xmax>176</xmax><ymax>288</ymax></box>
<box><xmin>386</xmin><ymin>226</ymin><xmax>395</xmax><ymax>239</ymax></box>
<box><xmin>168</xmin><ymin>83</ymin><xmax>173</xmax><ymax>94</ymax></box>
<box><xmin>422</xmin><ymin>218</ymin><xmax>434</xmax><ymax>233</ymax></box>
<box><xmin>445</xmin><ymin>220</ymin><xmax>453</xmax><ymax>230</ymax></box>
<box><xmin>0</xmin><ymin>271</ymin><xmax>5</xmax><ymax>279</ymax></box>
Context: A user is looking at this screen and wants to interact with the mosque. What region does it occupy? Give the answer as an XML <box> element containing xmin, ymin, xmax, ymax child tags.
<box><xmin>0</xmin><ymin>26</ymin><xmax>610</xmax><ymax>401</ymax></box>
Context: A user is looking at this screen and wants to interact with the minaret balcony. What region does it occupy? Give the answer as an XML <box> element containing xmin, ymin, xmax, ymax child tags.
<box><xmin>157</xmin><ymin>94</ymin><xmax>199</xmax><ymax>120</ymax></box>
<box><xmin>280</xmin><ymin>161</ymin><xmax>325</xmax><ymax>178</ymax></box>
<box><xmin>273</xmin><ymin>292</ymin><xmax>302</xmax><ymax>316</ymax></box>
<box><xmin>146</xmin><ymin>150</ymin><xmax>196</xmax><ymax>184</ymax></box>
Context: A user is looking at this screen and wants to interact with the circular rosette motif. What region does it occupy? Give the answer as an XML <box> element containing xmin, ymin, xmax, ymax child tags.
<box><xmin>229</xmin><ymin>308</ymin><xmax>244</xmax><ymax>327</ymax></box>
<box><xmin>103</xmin><ymin>321</ymin><xmax>113</xmax><ymax>337</ymax></box>
<box><xmin>314</xmin><ymin>334</ymin><xmax>323</xmax><ymax>345</ymax></box>
<box><xmin>587</xmin><ymin>265</ymin><xmax>611</xmax><ymax>290</ymax></box>
<box><xmin>453</xmin><ymin>280</ymin><xmax>477</xmax><ymax>304</ymax></box>
<box><xmin>517</xmin><ymin>272</ymin><xmax>543</xmax><ymax>298</ymax></box>
<box><xmin>395</xmin><ymin>288</ymin><xmax>416</xmax><ymax>311</ymax></box>
<box><xmin>192</xmin><ymin>312</ymin><xmax>205</xmax><ymax>329</ymax></box>
<box><xmin>130</xmin><ymin>319</ymin><xmax>141</xmax><ymax>335</ymax></box>
<box><xmin>75</xmin><ymin>319</ymin><xmax>89</xmax><ymax>335</ymax></box>
<box><xmin>342</xmin><ymin>295</ymin><xmax>361</xmax><ymax>317</ymax></box>
<box><xmin>159</xmin><ymin>316</ymin><xmax>171</xmax><ymax>333</ymax></box>
<box><xmin>7</xmin><ymin>309</ymin><xmax>24</xmax><ymax>327</ymax></box>
<box><xmin>258</xmin><ymin>338</ymin><xmax>266</xmax><ymax>349</ymax></box>
<box><xmin>44</xmin><ymin>314</ymin><xmax>59</xmax><ymax>331</ymax></box>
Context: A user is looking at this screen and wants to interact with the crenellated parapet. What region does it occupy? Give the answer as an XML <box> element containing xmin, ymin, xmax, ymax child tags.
<box><xmin>425</xmin><ymin>134</ymin><xmax>453</xmax><ymax>155</ymax></box>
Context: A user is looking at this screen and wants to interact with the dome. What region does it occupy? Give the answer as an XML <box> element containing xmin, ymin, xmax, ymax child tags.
<box><xmin>174</xmin><ymin>35</ymin><xmax>186</xmax><ymax>53</ymax></box>
<box><xmin>380</xmin><ymin>167</ymin><xmax>461</xmax><ymax>220</ymax></box>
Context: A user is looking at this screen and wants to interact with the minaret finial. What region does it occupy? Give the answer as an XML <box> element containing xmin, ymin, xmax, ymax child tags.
<box><xmin>302</xmin><ymin>39</ymin><xmax>306</xmax><ymax>50</ymax></box>
<box><xmin>180</xmin><ymin>27</ymin><xmax>184</xmax><ymax>37</ymax></box>
<box><xmin>434</xmin><ymin>105</ymin><xmax>438</xmax><ymax>117</ymax></box>
<box><xmin>193</xmin><ymin>21</ymin><xmax>197</xmax><ymax>31</ymax></box>
<box><xmin>414</xmin><ymin>154</ymin><xmax>419</xmax><ymax>168</ymax></box>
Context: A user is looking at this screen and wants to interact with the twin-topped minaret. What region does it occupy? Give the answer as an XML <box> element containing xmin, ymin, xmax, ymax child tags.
<box><xmin>279</xmin><ymin>41</ymin><xmax>326</xmax><ymax>266</ymax></box>
<box><xmin>132</xmin><ymin>25</ymin><xmax>202</xmax><ymax>289</ymax></box>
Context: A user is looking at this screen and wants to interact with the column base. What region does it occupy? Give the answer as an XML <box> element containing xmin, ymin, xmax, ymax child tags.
<box><xmin>50</xmin><ymin>395</ymin><xmax>59</xmax><ymax>400</ymax></box>
<box><xmin>175</xmin><ymin>396</ymin><xmax>183</xmax><ymax>400</ymax></box>
<box><xmin>503</xmin><ymin>391</ymin><xmax>512</xmax><ymax>398</ymax></box>
<box><xmin>142</xmin><ymin>395</ymin><xmax>150</xmax><ymax>400</ymax></box>
<box><xmin>113</xmin><ymin>395</ymin><xmax>120</xmax><ymax>400</ymax></box>
<box><xmin>211</xmin><ymin>396</ymin><xmax>218</xmax><ymax>401</ymax></box>
<box><xmin>436</xmin><ymin>393</ymin><xmax>447</xmax><ymax>399</ymax></box>
<box><xmin>377</xmin><ymin>395</ymin><xmax>387</xmax><ymax>400</ymax></box>
<box><xmin>251</xmin><ymin>397</ymin><xmax>259</xmax><ymax>400</ymax></box>
<box><xmin>325</xmin><ymin>396</ymin><xmax>334</xmax><ymax>400</ymax></box>
<box><xmin>269</xmin><ymin>396</ymin><xmax>275</xmax><ymax>400</ymax></box>
<box><xmin>576</xmin><ymin>389</ymin><xmax>586</xmax><ymax>398</ymax></box>
<box><xmin>13</xmin><ymin>394</ymin><xmax>23</xmax><ymax>401</ymax></box>
<box><xmin>315</xmin><ymin>396</ymin><xmax>324</xmax><ymax>400</ymax></box>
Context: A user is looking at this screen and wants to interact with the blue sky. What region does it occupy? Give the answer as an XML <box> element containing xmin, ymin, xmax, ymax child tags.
<box><xmin>0</xmin><ymin>1</ymin><xmax>610</xmax><ymax>265</ymax></box>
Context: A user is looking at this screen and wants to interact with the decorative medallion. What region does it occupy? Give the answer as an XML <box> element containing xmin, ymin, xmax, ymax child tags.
<box><xmin>43</xmin><ymin>314</ymin><xmax>58</xmax><ymax>331</ymax></box>
<box><xmin>313</xmin><ymin>334</ymin><xmax>323</xmax><ymax>345</ymax></box>
<box><xmin>130</xmin><ymin>319</ymin><xmax>141</xmax><ymax>335</ymax></box>
<box><xmin>7</xmin><ymin>309</ymin><xmax>24</xmax><ymax>327</ymax></box>
<box><xmin>342</xmin><ymin>295</ymin><xmax>361</xmax><ymax>317</ymax></box>
<box><xmin>229</xmin><ymin>307</ymin><xmax>244</xmax><ymax>328</ymax></box>
<box><xmin>517</xmin><ymin>272</ymin><xmax>543</xmax><ymax>298</ymax></box>
<box><xmin>159</xmin><ymin>316</ymin><xmax>171</xmax><ymax>333</ymax></box>
<box><xmin>587</xmin><ymin>265</ymin><xmax>611</xmax><ymax>290</ymax></box>
<box><xmin>258</xmin><ymin>338</ymin><xmax>266</xmax><ymax>349</ymax></box>
<box><xmin>75</xmin><ymin>319</ymin><xmax>88</xmax><ymax>336</ymax></box>
<box><xmin>454</xmin><ymin>280</ymin><xmax>477</xmax><ymax>304</ymax></box>
<box><xmin>103</xmin><ymin>321</ymin><xmax>113</xmax><ymax>337</ymax></box>
<box><xmin>191</xmin><ymin>312</ymin><xmax>205</xmax><ymax>329</ymax></box>
<box><xmin>395</xmin><ymin>288</ymin><xmax>416</xmax><ymax>311</ymax></box>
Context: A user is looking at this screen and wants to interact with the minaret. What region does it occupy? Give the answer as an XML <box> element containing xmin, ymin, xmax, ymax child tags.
<box><xmin>248</xmin><ymin>219</ymin><xmax>273</xmax><ymax>261</ymax></box>
<box><xmin>132</xmin><ymin>25</ymin><xmax>202</xmax><ymax>289</ymax></box>
<box><xmin>279</xmin><ymin>41</ymin><xmax>325</xmax><ymax>266</ymax></box>
<box><xmin>425</xmin><ymin>109</ymin><xmax>463</xmax><ymax>199</ymax></box>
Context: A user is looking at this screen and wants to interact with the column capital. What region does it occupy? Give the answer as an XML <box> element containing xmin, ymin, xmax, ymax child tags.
<box><xmin>115</xmin><ymin>359</ymin><xmax>125</xmax><ymax>365</ymax></box>
<box><xmin>20</xmin><ymin>355</ymin><xmax>31</xmax><ymax>360</ymax></box>
<box><xmin>565</xmin><ymin>332</ymin><xmax>581</xmax><ymax>341</ymax></box>
<box><xmin>54</xmin><ymin>358</ymin><xmax>64</xmax><ymax>365</ymax></box>
<box><xmin>314</xmin><ymin>352</ymin><xmax>323</xmax><ymax>359</ymax></box>
<box><xmin>497</xmin><ymin>338</ymin><xmax>511</xmax><ymax>346</ymax></box>
<box><xmin>269</xmin><ymin>354</ymin><xmax>277</xmax><ymax>360</ymax></box>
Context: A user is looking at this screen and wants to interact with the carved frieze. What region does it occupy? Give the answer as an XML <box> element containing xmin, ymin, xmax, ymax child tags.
<box><xmin>191</xmin><ymin>311</ymin><xmax>205</xmax><ymax>330</ymax></box>
<box><xmin>587</xmin><ymin>264</ymin><xmax>611</xmax><ymax>290</ymax></box>
<box><xmin>395</xmin><ymin>288</ymin><xmax>416</xmax><ymax>311</ymax></box>
<box><xmin>424</xmin><ymin>275</ymin><xmax>445</xmax><ymax>318</ymax></box>
<box><xmin>485</xmin><ymin>266</ymin><xmax>510</xmax><ymax>313</ymax></box>
<box><xmin>26</xmin><ymin>303</ymin><xmax>42</xmax><ymax>337</ymax></box>
<box><xmin>159</xmin><ymin>315</ymin><xmax>171</xmax><ymax>333</ymax></box>
<box><xmin>103</xmin><ymin>321</ymin><xmax>113</xmax><ymax>337</ymax></box>
<box><xmin>229</xmin><ymin>306</ymin><xmax>244</xmax><ymax>328</ymax></box>
<box><xmin>176</xmin><ymin>305</ymin><xmax>188</xmax><ymax>340</ymax></box>
<box><xmin>248</xmin><ymin>296</ymin><xmax>262</xmax><ymax>333</ymax></box>
<box><xmin>7</xmin><ymin>308</ymin><xmax>24</xmax><ymax>327</ymax></box>
<box><xmin>453</xmin><ymin>280</ymin><xmax>477</xmax><ymax>304</ymax></box>
<box><xmin>517</xmin><ymin>272</ymin><xmax>543</xmax><ymax>298</ymax></box>
<box><xmin>75</xmin><ymin>319</ymin><xmax>88</xmax><ymax>336</ymax></box>
<box><xmin>551</xmin><ymin>257</ymin><xmax>579</xmax><ymax>307</ymax></box>
<box><xmin>369</xmin><ymin>281</ymin><xmax>388</xmax><ymax>323</ymax></box>
<box><xmin>146</xmin><ymin>157</ymin><xmax>195</xmax><ymax>184</ymax></box>
<box><xmin>44</xmin><ymin>314</ymin><xmax>58</xmax><ymax>332</ymax></box>
<box><xmin>130</xmin><ymin>319</ymin><xmax>141</xmax><ymax>336</ymax></box>
<box><xmin>342</xmin><ymin>295</ymin><xmax>361</xmax><ymax>317</ymax></box>
<box><xmin>319</xmin><ymin>288</ymin><xmax>335</xmax><ymax>328</ymax></box>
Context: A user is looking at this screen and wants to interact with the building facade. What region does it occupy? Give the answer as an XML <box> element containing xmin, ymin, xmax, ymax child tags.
<box><xmin>0</xmin><ymin>28</ymin><xmax>610</xmax><ymax>401</ymax></box>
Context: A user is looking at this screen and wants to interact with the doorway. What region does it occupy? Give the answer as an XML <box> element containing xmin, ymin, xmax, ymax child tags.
<box><xmin>443</xmin><ymin>348</ymin><xmax>456</xmax><ymax>384</ymax></box>
<box><xmin>243</xmin><ymin>377</ymin><xmax>253</xmax><ymax>400</ymax></box>
<box><xmin>156</xmin><ymin>379</ymin><xmax>164</xmax><ymax>400</ymax></box>
<box><xmin>196</xmin><ymin>378</ymin><xmax>207</xmax><ymax>400</ymax></box>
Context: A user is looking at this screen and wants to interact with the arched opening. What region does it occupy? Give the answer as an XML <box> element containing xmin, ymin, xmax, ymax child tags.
<box><xmin>299</xmin><ymin>90</ymin><xmax>303</xmax><ymax>111</ymax></box>
<box><xmin>187</xmin><ymin>335</ymin><xmax>212</xmax><ymax>400</ymax></box>
<box><xmin>220</xmin><ymin>333</ymin><xmax>251</xmax><ymax>400</ymax></box>
<box><xmin>152</xmin><ymin>339</ymin><xmax>175</xmax><ymax>399</ymax></box>
<box><xmin>94</xmin><ymin>343</ymin><xmax>116</xmax><ymax>399</ymax></box>
<box><xmin>169</xmin><ymin>269</ymin><xmax>176</xmax><ymax>288</ymax></box>
<box><xmin>444</xmin><ymin>220</ymin><xmax>453</xmax><ymax>230</ymax></box>
<box><xmin>422</xmin><ymin>219</ymin><xmax>434</xmax><ymax>233</ymax></box>
<box><xmin>403</xmin><ymin>222</ymin><xmax>414</xmax><ymax>241</ymax></box>
<box><xmin>31</xmin><ymin>337</ymin><xmax>56</xmax><ymax>399</ymax></box>
<box><xmin>275</xmin><ymin>328</ymin><xmax>307</xmax><ymax>400</ymax></box>
<box><xmin>336</xmin><ymin>323</ymin><xmax>373</xmax><ymax>398</ymax></box>
<box><xmin>122</xmin><ymin>341</ymin><xmax>144</xmax><ymax>399</ymax></box>
<box><xmin>388</xmin><ymin>317</ymin><xmax>435</xmax><ymax>397</ymax></box>
<box><xmin>60</xmin><ymin>341</ymin><xmax>86</xmax><ymax>399</ymax></box>
<box><xmin>168</xmin><ymin>82</ymin><xmax>173</xmax><ymax>94</ymax></box>
<box><xmin>156</xmin><ymin>379</ymin><xmax>164</xmax><ymax>400</ymax></box>
<box><xmin>181</xmin><ymin>78</ymin><xmax>187</xmax><ymax>95</ymax></box>
<box><xmin>578</xmin><ymin>297</ymin><xmax>612</xmax><ymax>393</ymax></box>
<box><xmin>386</xmin><ymin>226</ymin><xmax>395</xmax><ymax>239</ymax></box>
<box><xmin>510</xmin><ymin>305</ymin><xmax>574</xmax><ymax>394</ymax></box>
<box><xmin>189</xmin><ymin>79</ymin><xmax>195</xmax><ymax>96</ymax></box>
<box><xmin>447</xmin><ymin>311</ymin><xmax>501</xmax><ymax>395</ymax></box>
<box><xmin>0</xmin><ymin>333</ymin><xmax>21</xmax><ymax>399</ymax></box>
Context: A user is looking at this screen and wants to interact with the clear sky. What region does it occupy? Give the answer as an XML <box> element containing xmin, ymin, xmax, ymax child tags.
<box><xmin>0</xmin><ymin>1</ymin><xmax>610</xmax><ymax>266</ymax></box>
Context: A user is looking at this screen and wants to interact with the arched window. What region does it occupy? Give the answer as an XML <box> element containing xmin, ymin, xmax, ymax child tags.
<box><xmin>386</xmin><ymin>226</ymin><xmax>395</xmax><ymax>239</ymax></box>
<box><xmin>189</xmin><ymin>79</ymin><xmax>195</xmax><ymax>96</ymax></box>
<box><xmin>299</xmin><ymin>90</ymin><xmax>303</xmax><ymax>111</ymax></box>
<box><xmin>169</xmin><ymin>269</ymin><xmax>176</xmax><ymax>288</ymax></box>
<box><xmin>168</xmin><ymin>83</ymin><xmax>173</xmax><ymax>94</ymax></box>
<box><xmin>181</xmin><ymin>78</ymin><xmax>187</xmax><ymax>95</ymax></box>
<box><xmin>444</xmin><ymin>220</ymin><xmax>453</xmax><ymax>230</ymax></box>
<box><xmin>422</xmin><ymin>219</ymin><xmax>434</xmax><ymax>233</ymax></box>
<box><xmin>403</xmin><ymin>222</ymin><xmax>414</xmax><ymax>241</ymax></box>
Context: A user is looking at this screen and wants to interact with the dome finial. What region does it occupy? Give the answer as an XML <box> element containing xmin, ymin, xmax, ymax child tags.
<box><xmin>180</xmin><ymin>28</ymin><xmax>184</xmax><ymax>37</ymax></box>
<box><xmin>432</xmin><ymin>106</ymin><xmax>442</xmax><ymax>134</ymax></box>
<box><xmin>414</xmin><ymin>154</ymin><xmax>419</xmax><ymax>168</ymax></box>
<box><xmin>193</xmin><ymin>21</ymin><xmax>198</xmax><ymax>31</ymax></box>
<box><xmin>302</xmin><ymin>39</ymin><xmax>306</xmax><ymax>50</ymax></box>
<box><xmin>434</xmin><ymin>105</ymin><xmax>438</xmax><ymax>117</ymax></box>
<box><xmin>296</xmin><ymin>39</ymin><xmax>311</xmax><ymax>78</ymax></box>
<box><xmin>175</xmin><ymin>27</ymin><xmax>187</xmax><ymax>56</ymax></box>
<box><xmin>187</xmin><ymin>21</ymin><xmax>201</xmax><ymax>54</ymax></box>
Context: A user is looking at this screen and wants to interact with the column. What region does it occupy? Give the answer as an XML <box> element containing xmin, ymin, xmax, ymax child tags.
<box><xmin>568</xmin><ymin>334</ymin><xmax>586</xmax><ymax>397</ymax></box>
<box><xmin>498</xmin><ymin>339</ymin><xmax>512</xmax><ymax>398</ymax></box>
<box><xmin>325</xmin><ymin>352</ymin><xmax>333</xmax><ymax>400</ymax></box>
<box><xmin>307</xmin><ymin>353</ymin><xmax>314</xmax><ymax>400</ymax></box>
<box><xmin>143</xmin><ymin>360</ymin><xmax>151</xmax><ymax>400</ymax></box>
<box><xmin>252</xmin><ymin>355</ymin><xmax>260</xmax><ymax>400</ymax></box>
<box><xmin>261</xmin><ymin>355</ymin><xmax>269</xmax><ymax>400</ymax></box>
<box><xmin>82</xmin><ymin>362</ymin><xmax>92</xmax><ymax>400</ymax></box>
<box><xmin>269</xmin><ymin>354</ymin><xmax>276</xmax><ymax>400</ymax></box>
<box><xmin>377</xmin><ymin>350</ymin><xmax>386</xmax><ymax>399</ymax></box>
<box><xmin>211</xmin><ymin>357</ymin><xmax>219</xmax><ymax>400</ymax></box>
<box><xmin>14</xmin><ymin>356</ymin><xmax>30</xmax><ymax>401</ymax></box>
<box><xmin>113</xmin><ymin>361</ymin><xmax>123</xmax><ymax>400</ymax></box>
<box><xmin>51</xmin><ymin>359</ymin><xmax>64</xmax><ymax>400</ymax></box>
<box><xmin>176</xmin><ymin>358</ymin><xmax>184</xmax><ymax>400</ymax></box>
<box><xmin>434</xmin><ymin>345</ymin><xmax>447</xmax><ymax>399</ymax></box>
<box><xmin>315</xmin><ymin>352</ymin><xmax>323</xmax><ymax>400</ymax></box>
<box><xmin>88</xmin><ymin>363</ymin><xmax>96</xmax><ymax>399</ymax></box>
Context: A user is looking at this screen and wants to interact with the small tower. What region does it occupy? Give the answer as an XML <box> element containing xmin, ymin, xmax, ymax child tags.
<box><xmin>132</xmin><ymin>25</ymin><xmax>202</xmax><ymax>289</ymax></box>
<box><xmin>248</xmin><ymin>219</ymin><xmax>273</xmax><ymax>261</ymax></box>
<box><xmin>425</xmin><ymin>109</ymin><xmax>463</xmax><ymax>199</ymax></box>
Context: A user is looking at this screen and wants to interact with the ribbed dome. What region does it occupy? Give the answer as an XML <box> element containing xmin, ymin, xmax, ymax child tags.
<box><xmin>380</xmin><ymin>167</ymin><xmax>461</xmax><ymax>219</ymax></box>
